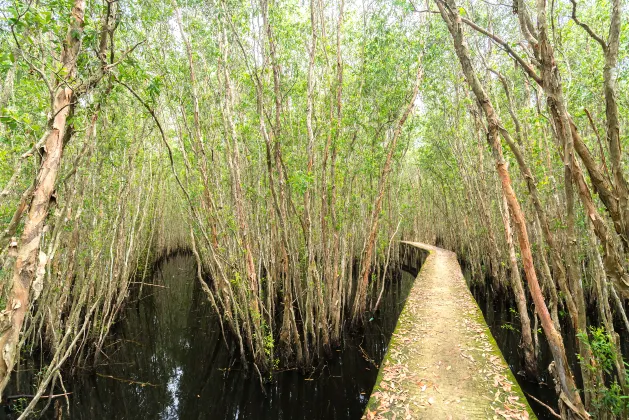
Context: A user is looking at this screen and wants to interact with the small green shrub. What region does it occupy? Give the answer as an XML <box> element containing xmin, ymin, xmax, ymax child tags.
<box><xmin>577</xmin><ymin>327</ymin><xmax>629</xmax><ymax>419</ymax></box>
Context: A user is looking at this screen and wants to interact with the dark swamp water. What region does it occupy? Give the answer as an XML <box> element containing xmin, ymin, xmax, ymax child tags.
<box><xmin>2</xmin><ymin>247</ymin><xmax>425</xmax><ymax>419</ymax></box>
<box><xmin>8</xmin><ymin>245</ymin><xmax>623</xmax><ymax>420</ymax></box>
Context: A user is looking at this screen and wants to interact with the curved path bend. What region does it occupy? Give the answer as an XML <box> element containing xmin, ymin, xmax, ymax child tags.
<box><xmin>364</xmin><ymin>242</ymin><xmax>536</xmax><ymax>420</ymax></box>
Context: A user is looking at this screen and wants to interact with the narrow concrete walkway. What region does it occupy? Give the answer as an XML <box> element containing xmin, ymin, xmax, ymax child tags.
<box><xmin>364</xmin><ymin>242</ymin><xmax>536</xmax><ymax>420</ymax></box>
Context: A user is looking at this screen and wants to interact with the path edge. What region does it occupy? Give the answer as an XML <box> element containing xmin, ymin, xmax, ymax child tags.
<box><xmin>363</xmin><ymin>241</ymin><xmax>538</xmax><ymax>419</ymax></box>
<box><xmin>363</xmin><ymin>241</ymin><xmax>432</xmax><ymax>415</ymax></box>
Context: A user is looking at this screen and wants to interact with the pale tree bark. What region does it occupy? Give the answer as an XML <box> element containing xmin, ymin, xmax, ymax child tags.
<box><xmin>324</xmin><ymin>0</ymin><xmax>344</xmax><ymax>343</ymax></box>
<box><xmin>172</xmin><ymin>0</ymin><xmax>221</xmax><ymax>249</ymax></box>
<box><xmin>463</xmin><ymin>3</ymin><xmax>626</xmax><ymax>410</ymax></box>
<box><xmin>515</xmin><ymin>0</ymin><xmax>629</xmax><ymax>299</ymax></box>
<box><xmin>435</xmin><ymin>1</ymin><xmax>588</xmax><ymax>417</ymax></box>
<box><xmin>352</xmin><ymin>62</ymin><xmax>422</xmax><ymax>320</ymax></box>
<box><xmin>0</xmin><ymin>0</ymin><xmax>86</xmax><ymax>398</ymax></box>
<box><xmin>304</xmin><ymin>0</ymin><xmax>331</xmax><ymax>353</ymax></box>
<box><xmin>462</xmin><ymin>6</ymin><xmax>629</xmax><ymax>261</ymax></box>
<box><xmin>571</xmin><ymin>0</ymin><xmax>629</xmax><ymax>249</ymax></box>
<box><xmin>585</xmin><ymin>225</ymin><xmax>628</xmax><ymax>395</ymax></box>
<box><xmin>487</xmin><ymin>70</ymin><xmax>571</xmax><ymax>332</ymax></box>
<box><xmin>256</xmin><ymin>0</ymin><xmax>305</xmax><ymax>364</ymax></box>
<box><xmin>218</xmin><ymin>27</ymin><xmax>265</xmax><ymax>367</ymax></box>
<box><xmin>519</xmin><ymin>4</ymin><xmax>626</xmax><ymax>405</ymax></box>
<box><xmin>460</xmin><ymin>11</ymin><xmax>628</xmax><ymax>411</ymax></box>
<box><xmin>500</xmin><ymin>193</ymin><xmax>537</xmax><ymax>377</ymax></box>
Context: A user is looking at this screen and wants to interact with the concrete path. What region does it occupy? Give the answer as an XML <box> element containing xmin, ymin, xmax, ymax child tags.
<box><xmin>364</xmin><ymin>242</ymin><xmax>536</xmax><ymax>420</ymax></box>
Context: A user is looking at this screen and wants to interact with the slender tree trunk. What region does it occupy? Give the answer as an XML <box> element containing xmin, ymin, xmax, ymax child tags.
<box><xmin>352</xmin><ymin>62</ymin><xmax>422</xmax><ymax>320</ymax></box>
<box><xmin>514</xmin><ymin>0</ymin><xmax>629</xmax><ymax>298</ymax></box>
<box><xmin>304</xmin><ymin>0</ymin><xmax>331</xmax><ymax>353</ymax></box>
<box><xmin>500</xmin><ymin>193</ymin><xmax>537</xmax><ymax>377</ymax></box>
<box><xmin>219</xmin><ymin>28</ymin><xmax>265</xmax><ymax>368</ymax></box>
<box><xmin>571</xmin><ymin>0</ymin><xmax>629</xmax><ymax>250</ymax></box>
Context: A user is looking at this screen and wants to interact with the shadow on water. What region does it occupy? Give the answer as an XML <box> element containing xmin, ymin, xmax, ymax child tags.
<box><xmin>2</xmin><ymin>246</ymin><xmax>424</xmax><ymax>419</ymax></box>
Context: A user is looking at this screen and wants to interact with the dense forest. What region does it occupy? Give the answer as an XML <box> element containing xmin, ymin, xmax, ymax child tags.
<box><xmin>0</xmin><ymin>0</ymin><xmax>628</xmax><ymax>418</ymax></box>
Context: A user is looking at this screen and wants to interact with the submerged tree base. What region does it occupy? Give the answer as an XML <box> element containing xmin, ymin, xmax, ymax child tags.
<box><xmin>2</xmin><ymin>248</ymin><xmax>422</xmax><ymax>419</ymax></box>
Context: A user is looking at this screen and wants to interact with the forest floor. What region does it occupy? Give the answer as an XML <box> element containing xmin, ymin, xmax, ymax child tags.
<box><xmin>364</xmin><ymin>242</ymin><xmax>536</xmax><ymax>420</ymax></box>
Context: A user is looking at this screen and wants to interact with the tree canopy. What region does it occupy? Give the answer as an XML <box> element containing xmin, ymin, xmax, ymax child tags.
<box><xmin>1</xmin><ymin>0</ymin><xmax>628</xmax><ymax>417</ymax></box>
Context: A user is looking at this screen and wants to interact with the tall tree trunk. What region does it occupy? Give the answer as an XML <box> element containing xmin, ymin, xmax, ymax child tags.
<box><xmin>324</xmin><ymin>0</ymin><xmax>345</xmax><ymax>343</ymax></box>
<box><xmin>0</xmin><ymin>0</ymin><xmax>86</xmax><ymax>398</ymax></box>
<box><xmin>258</xmin><ymin>0</ymin><xmax>307</xmax><ymax>364</ymax></box>
<box><xmin>489</xmin><ymin>70</ymin><xmax>566</xmax><ymax>331</ymax></box>
<box><xmin>571</xmin><ymin>0</ymin><xmax>629</xmax><ymax>250</ymax></box>
<box><xmin>219</xmin><ymin>27</ymin><xmax>265</xmax><ymax>368</ymax></box>
<box><xmin>500</xmin><ymin>193</ymin><xmax>537</xmax><ymax>377</ymax></box>
<box><xmin>514</xmin><ymin>0</ymin><xmax>629</xmax><ymax>298</ymax></box>
<box><xmin>304</xmin><ymin>0</ymin><xmax>331</xmax><ymax>353</ymax></box>
<box><xmin>435</xmin><ymin>2</ymin><xmax>588</xmax><ymax>417</ymax></box>
<box><xmin>352</xmin><ymin>62</ymin><xmax>422</xmax><ymax>320</ymax></box>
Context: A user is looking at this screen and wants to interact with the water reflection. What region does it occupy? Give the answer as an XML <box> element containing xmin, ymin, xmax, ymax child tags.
<box><xmin>49</xmin><ymin>253</ymin><xmax>420</xmax><ymax>420</ymax></box>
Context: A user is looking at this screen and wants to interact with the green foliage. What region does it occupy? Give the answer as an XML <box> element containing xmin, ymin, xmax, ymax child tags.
<box><xmin>264</xmin><ymin>332</ymin><xmax>274</xmax><ymax>357</ymax></box>
<box><xmin>577</xmin><ymin>327</ymin><xmax>629</xmax><ymax>418</ymax></box>
<box><xmin>11</xmin><ymin>397</ymin><xmax>28</xmax><ymax>415</ymax></box>
<box><xmin>0</xmin><ymin>0</ymin><xmax>627</xmax><ymax>411</ymax></box>
<box><xmin>500</xmin><ymin>323</ymin><xmax>517</xmax><ymax>332</ymax></box>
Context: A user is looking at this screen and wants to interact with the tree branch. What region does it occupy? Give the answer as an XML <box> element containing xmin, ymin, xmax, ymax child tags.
<box><xmin>569</xmin><ymin>0</ymin><xmax>606</xmax><ymax>49</ymax></box>
<box><xmin>114</xmin><ymin>76</ymin><xmax>194</xmax><ymax>208</ymax></box>
<box><xmin>457</xmin><ymin>14</ymin><xmax>543</xmax><ymax>85</ymax></box>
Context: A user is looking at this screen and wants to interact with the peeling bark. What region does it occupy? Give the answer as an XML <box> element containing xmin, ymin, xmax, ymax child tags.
<box><xmin>0</xmin><ymin>1</ymin><xmax>86</xmax><ymax>398</ymax></box>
